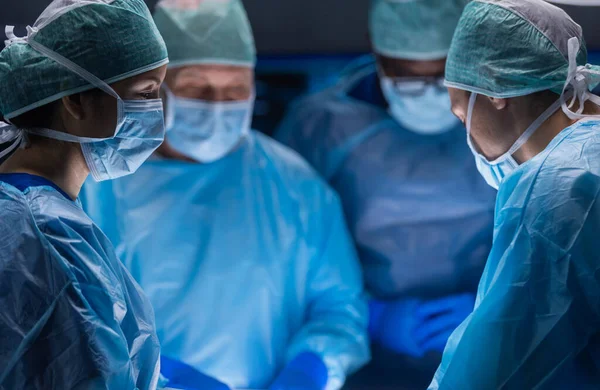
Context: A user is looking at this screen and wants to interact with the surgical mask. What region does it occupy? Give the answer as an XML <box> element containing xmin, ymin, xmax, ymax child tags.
<box><xmin>380</xmin><ymin>76</ymin><xmax>460</xmax><ymax>135</ymax></box>
<box><xmin>466</xmin><ymin>92</ymin><xmax>562</xmax><ymax>190</ymax></box>
<box><xmin>1</xmin><ymin>26</ymin><xmax>166</xmax><ymax>182</ymax></box>
<box><xmin>164</xmin><ymin>88</ymin><xmax>254</xmax><ymax>163</ymax></box>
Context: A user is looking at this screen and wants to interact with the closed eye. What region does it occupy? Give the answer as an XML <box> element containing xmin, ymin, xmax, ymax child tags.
<box><xmin>139</xmin><ymin>90</ymin><xmax>160</xmax><ymax>100</ymax></box>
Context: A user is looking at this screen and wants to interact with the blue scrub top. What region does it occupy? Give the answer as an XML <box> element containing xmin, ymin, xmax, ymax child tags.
<box><xmin>0</xmin><ymin>172</ymin><xmax>71</xmax><ymax>200</ymax></box>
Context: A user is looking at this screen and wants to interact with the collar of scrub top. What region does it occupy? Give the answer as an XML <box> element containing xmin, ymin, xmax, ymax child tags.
<box><xmin>0</xmin><ymin>173</ymin><xmax>72</xmax><ymax>200</ymax></box>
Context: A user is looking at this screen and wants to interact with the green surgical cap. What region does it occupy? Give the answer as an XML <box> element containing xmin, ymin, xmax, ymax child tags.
<box><xmin>445</xmin><ymin>0</ymin><xmax>588</xmax><ymax>98</ymax></box>
<box><xmin>153</xmin><ymin>0</ymin><xmax>256</xmax><ymax>68</ymax></box>
<box><xmin>0</xmin><ymin>0</ymin><xmax>168</xmax><ymax>119</ymax></box>
<box><xmin>369</xmin><ymin>0</ymin><xmax>470</xmax><ymax>61</ymax></box>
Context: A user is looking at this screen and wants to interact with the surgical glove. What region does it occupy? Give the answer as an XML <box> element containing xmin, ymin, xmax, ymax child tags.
<box><xmin>414</xmin><ymin>293</ymin><xmax>475</xmax><ymax>353</ymax></box>
<box><xmin>269</xmin><ymin>352</ymin><xmax>328</xmax><ymax>390</ymax></box>
<box><xmin>161</xmin><ymin>355</ymin><xmax>230</xmax><ymax>390</ymax></box>
<box><xmin>369</xmin><ymin>298</ymin><xmax>425</xmax><ymax>358</ymax></box>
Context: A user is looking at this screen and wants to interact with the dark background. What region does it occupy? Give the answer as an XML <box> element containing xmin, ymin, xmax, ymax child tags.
<box><xmin>2</xmin><ymin>0</ymin><xmax>599</xmax><ymax>54</ymax></box>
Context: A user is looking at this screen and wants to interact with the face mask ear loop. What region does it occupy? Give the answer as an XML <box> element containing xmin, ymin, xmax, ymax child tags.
<box><xmin>240</xmin><ymin>91</ymin><xmax>256</xmax><ymax>137</ymax></box>
<box><xmin>162</xmin><ymin>86</ymin><xmax>176</xmax><ymax>132</ymax></box>
<box><xmin>507</xmin><ymin>97</ymin><xmax>564</xmax><ymax>157</ymax></box>
<box><xmin>466</xmin><ymin>92</ymin><xmax>477</xmax><ymax>131</ymax></box>
<box><xmin>465</xmin><ymin>92</ymin><xmax>483</xmax><ymax>154</ymax></box>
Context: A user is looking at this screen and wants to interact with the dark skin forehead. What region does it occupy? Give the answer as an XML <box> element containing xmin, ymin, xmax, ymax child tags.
<box><xmin>377</xmin><ymin>54</ymin><xmax>446</xmax><ymax>78</ymax></box>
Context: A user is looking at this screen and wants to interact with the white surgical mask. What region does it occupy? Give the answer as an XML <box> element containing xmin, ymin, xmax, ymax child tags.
<box><xmin>164</xmin><ymin>88</ymin><xmax>254</xmax><ymax>163</ymax></box>
<box><xmin>466</xmin><ymin>92</ymin><xmax>562</xmax><ymax>190</ymax></box>
<box><xmin>380</xmin><ymin>76</ymin><xmax>460</xmax><ymax>135</ymax></box>
<box><xmin>1</xmin><ymin>26</ymin><xmax>166</xmax><ymax>182</ymax></box>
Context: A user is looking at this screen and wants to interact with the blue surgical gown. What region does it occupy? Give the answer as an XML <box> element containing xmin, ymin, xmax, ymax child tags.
<box><xmin>275</xmin><ymin>58</ymin><xmax>497</xmax><ymax>299</ymax></box>
<box><xmin>82</xmin><ymin>131</ymin><xmax>370</xmax><ymax>390</ymax></box>
<box><xmin>0</xmin><ymin>175</ymin><xmax>161</xmax><ymax>389</ymax></box>
<box><xmin>429</xmin><ymin>119</ymin><xmax>600</xmax><ymax>389</ymax></box>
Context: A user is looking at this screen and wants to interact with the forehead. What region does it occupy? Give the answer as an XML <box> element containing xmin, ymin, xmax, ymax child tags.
<box><xmin>167</xmin><ymin>64</ymin><xmax>253</xmax><ymax>84</ymax></box>
<box><xmin>377</xmin><ymin>55</ymin><xmax>447</xmax><ymax>77</ymax></box>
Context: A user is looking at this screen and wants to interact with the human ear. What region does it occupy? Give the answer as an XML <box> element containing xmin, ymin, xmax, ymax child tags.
<box><xmin>61</xmin><ymin>94</ymin><xmax>85</xmax><ymax>120</ymax></box>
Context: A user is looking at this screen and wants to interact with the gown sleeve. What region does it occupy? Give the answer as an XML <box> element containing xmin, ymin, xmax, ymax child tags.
<box><xmin>284</xmin><ymin>188</ymin><xmax>371</xmax><ymax>390</ymax></box>
<box><xmin>429</xmin><ymin>169</ymin><xmax>600</xmax><ymax>389</ymax></box>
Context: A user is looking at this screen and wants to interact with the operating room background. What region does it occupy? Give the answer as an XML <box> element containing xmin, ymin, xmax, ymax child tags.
<box><xmin>1</xmin><ymin>1</ymin><xmax>600</xmax><ymax>388</ymax></box>
<box><xmin>3</xmin><ymin>0</ymin><xmax>600</xmax><ymax>136</ymax></box>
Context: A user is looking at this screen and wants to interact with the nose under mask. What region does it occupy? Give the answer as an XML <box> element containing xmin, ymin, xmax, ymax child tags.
<box><xmin>164</xmin><ymin>88</ymin><xmax>254</xmax><ymax>163</ymax></box>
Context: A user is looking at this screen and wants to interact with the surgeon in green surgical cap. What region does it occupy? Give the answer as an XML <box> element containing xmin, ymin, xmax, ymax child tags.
<box><xmin>0</xmin><ymin>0</ymin><xmax>170</xmax><ymax>388</ymax></box>
<box><xmin>83</xmin><ymin>1</ymin><xmax>370</xmax><ymax>389</ymax></box>
<box><xmin>431</xmin><ymin>0</ymin><xmax>600</xmax><ymax>388</ymax></box>
<box><xmin>276</xmin><ymin>0</ymin><xmax>496</xmax><ymax>387</ymax></box>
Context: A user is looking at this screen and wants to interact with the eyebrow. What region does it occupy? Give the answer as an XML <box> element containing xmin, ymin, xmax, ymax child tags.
<box><xmin>134</xmin><ymin>77</ymin><xmax>162</xmax><ymax>90</ymax></box>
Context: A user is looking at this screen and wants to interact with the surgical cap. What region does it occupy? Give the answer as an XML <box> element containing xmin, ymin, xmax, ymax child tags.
<box><xmin>369</xmin><ymin>0</ymin><xmax>470</xmax><ymax>61</ymax></box>
<box><xmin>445</xmin><ymin>0</ymin><xmax>589</xmax><ymax>98</ymax></box>
<box><xmin>153</xmin><ymin>0</ymin><xmax>256</xmax><ymax>68</ymax></box>
<box><xmin>0</xmin><ymin>0</ymin><xmax>168</xmax><ymax>120</ymax></box>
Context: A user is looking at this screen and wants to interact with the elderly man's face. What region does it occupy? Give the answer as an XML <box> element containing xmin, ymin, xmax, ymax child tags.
<box><xmin>165</xmin><ymin>64</ymin><xmax>253</xmax><ymax>102</ymax></box>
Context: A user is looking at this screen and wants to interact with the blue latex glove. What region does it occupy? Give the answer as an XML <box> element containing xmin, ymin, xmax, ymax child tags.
<box><xmin>369</xmin><ymin>298</ymin><xmax>425</xmax><ymax>358</ymax></box>
<box><xmin>369</xmin><ymin>294</ymin><xmax>475</xmax><ymax>357</ymax></box>
<box><xmin>269</xmin><ymin>352</ymin><xmax>328</xmax><ymax>390</ymax></box>
<box><xmin>414</xmin><ymin>293</ymin><xmax>475</xmax><ymax>353</ymax></box>
<box><xmin>161</xmin><ymin>355</ymin><xmax>231</xmax><ymax>390</ymax></box>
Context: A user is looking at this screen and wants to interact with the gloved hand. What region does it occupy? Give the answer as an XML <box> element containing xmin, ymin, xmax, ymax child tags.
<box><xmin>269</xmin><ymin>352</ymin><xmax>328</xmax><ymax>390</ymax></box>
<box><xmin>414</xmin><ymin>293</ymin><xmax>475</xmax><ymax>353</ymax></box>
<box><xmin>160</xmin><ymin>355</ymin><xmax>231</xmax><ymax>390</ymax></box>
<box><xmin>369</xmin><ymin>293</ymin><xmax>475</xmax><ymax>357</ymax></box>
<box><xmin>369</xmin><ymin>298</ymin><xmax>425</xmax><ymax>357</ymax></box>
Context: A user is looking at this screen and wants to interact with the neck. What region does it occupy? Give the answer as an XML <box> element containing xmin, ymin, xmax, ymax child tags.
<box><xmin>513</xmin><ymin>101</ymin><xmax>600</xmax><ymax>164</ymax></box>
<box><xmin>0</xmin><ymin>139</ymin><xmax>89</xmax><ymax>200</ymax></box>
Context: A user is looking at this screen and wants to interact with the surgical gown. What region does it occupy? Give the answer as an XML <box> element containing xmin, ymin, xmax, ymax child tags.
<box><xmin>0</xmin><ymin>177</ymin><xmax>161</xmax><ymax>389</ymax></box>
<box><xmin>82</xmin><ymin>131</ymin><xmax>370</xmax><ymax>390</ymax></box>
<box><xmin>275</xmin><ymin>59</ymin><xmax>497</xmax><ymax>299</ymax></box>
<box><xmin>429</xmin><ymin>119</ymin><xmax>600</xmax><ymax>389</ymax></box>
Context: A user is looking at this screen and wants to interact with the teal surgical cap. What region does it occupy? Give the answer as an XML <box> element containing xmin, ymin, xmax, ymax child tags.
<box><xmin>0</xmin><ymin>0</ymin><xmax>168</xmax><ymax>120</ymax></box>
<box><xmin>445</xmin><ymin>0</ymin><xmax>593</xmax><ymax>98</ymax></box>
<box><xmin>369</xmin><ymin>0</ymin><xmax>470</xmax><ymax>61</ymax></box>
<box><xmin>153</xmin><ymin>0</ymin><xmax>256</xmax><ymax>68</ymax></box>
